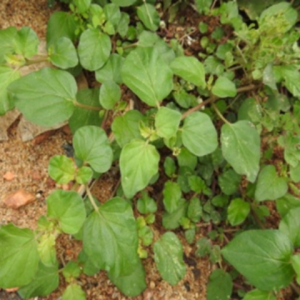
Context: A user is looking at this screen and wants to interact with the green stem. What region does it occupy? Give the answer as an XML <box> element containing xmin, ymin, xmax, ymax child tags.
<box><xmin>122</xmin><ymin>42</ymin><xmax>138</xmax><ymax>49</ymax></box>
<box><xmin>85</xmin><ymin>184</ymin><xmax>99</xmax><ymax>212</ymax></box>
<box><xmin>25</xmin><ymin>57</ymin><xmax>49</xmax><ymax>65</ymax></box>
<box><xmin>212</xmin><ymin>102</ymin><xmax>231</xmax><ymax>125</ymax></box>
<box><xmin>74</xmin><ymin>100</ymin><xmax>102</xmax><ymax>111</ymax></box>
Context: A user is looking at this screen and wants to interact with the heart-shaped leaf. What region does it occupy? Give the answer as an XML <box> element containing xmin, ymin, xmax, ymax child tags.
<box><xmin>221</xmin><ymin>121</ymin><xmax>260</xmax><ymax>182</ymax></box>
<box><xmin>83</xmin><ymin>197</ymin><xmax>139</xmax><ymax>277</ymax></box>
<box><xmin>120</xmin><ymin>139</ymin><xmax>160</xmax><ymax>198</ymax></box>
<box><xmin>121</xmin><ymin>47</ymin><xmax>173</xmax><ymax>107</ymax></box>
<box><xmin>212</xmin><ymin>76</ymin><xmax>237</xmax><ymax>98</ymax></box>
<box><xmin>48</xmin><ymin>155</ymin><xmax>76</xmax><ymax>184</ymax></box>
<box><xmin>182</xmin><ymin>112</ymin><xmax>218</xmax><ymax>157</ymax></box>
<box><xmin>8</xmin><ymin>67</ymin><xmax>76</xmax><ymax>126</ymax></box>
<box><xmin>153</xmin><ymin>232</ymin><xmax>186</xmax><ymax>285</ymax></box>
<box><xmin>255</xmin><ymin>165</ymin><xmax>288</xmax><ymax>201</ymax></box>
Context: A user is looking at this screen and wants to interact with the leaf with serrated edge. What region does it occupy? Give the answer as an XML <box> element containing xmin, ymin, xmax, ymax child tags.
<box><xmin>120</xmin><ymin>139</ymin><xmax>160</xmax><ymax>198</ymax></box>
<box><xmin>182</xmin><ymin>112</ymin><xmax>218</xmax><ymax>157</ymax></box>
<box><xmin>153</xmin><ymin>232</ymin><xmax>186</xmax><ymax>285</ymax></box>
<box><xmin>47</xmin><ymin>190</ymin><xmax>86</xmax><ymax>234</ymax></box>
<box><xmin>8</xmin><ymin>67</ymin><xmax>76</xmax><ymax>126</ymax></box>
<box><xmin>121</xmin><ymin>47</ymin><xmax>173</xmax><ymax>107</ymax></box>
<box><xmin>83</xmin><ymin>197</ymin><xmax>139</xmax><ymax>277</ymax></box>
<box><xmin>222</xmin><ymin>229</ymin><xmax>294</xmax><ymax>291</ymax></box>
<box><xmin>73</xmin><ymin>126</ymin><xmax>113</xmax><ymax>173</ymax></box>
<box><xmin>0</xmin><ymin>224</ymin><xmax>39</xmax><ymax>288</ymax></box>
<box><xmin>221</xmin><ymin>121</ymin><xmax>260</xmax><ymax>182</ymax></box>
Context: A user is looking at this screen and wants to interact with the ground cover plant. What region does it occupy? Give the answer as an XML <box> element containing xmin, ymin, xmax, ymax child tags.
<box><xmin>1</xmin><ymin>0</ymin><xmax>300</xmax><ymax>299</ymax></box>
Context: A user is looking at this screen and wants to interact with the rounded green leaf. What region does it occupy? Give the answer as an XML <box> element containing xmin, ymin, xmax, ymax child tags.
<box><xmin>95</xmin><ymin>53</ymin><xmax>124</xmax><ymax>84</ymax></box>
<box><xmin>221</xmin><ymin>121</ymin><xmax>260</xmax><ymax>182</ymax></box>
<box><xmin>0</xmin><ymin>224</ymin><xmax>39</xmax><ymax>288</ymax></box>
<box><xmin>47</xmin><ymin>190</ymin><xmax>86</xmax><ymax>234</ymax></box>
<box><xmin>170</xmin><ymin>56</ymin><xmax>206</xmax><ymax>88</ymax></box>
<box><xmin>48</xmin><ymin>155</ymin><xmax>76</xmax><ymax>184</ymax></box>
<box><xmin>48</xmin><ymin>37</ymin><xmax>78</xmax><ymax>69</ymax></box>
<box><xmin>73</xmin><ymin>126</ymin><xmax>113</xmax><ymax>173</ymax></box>
<box><xmin>112</xmin><ymin>110</ymin><xmax>144</xmax><ymax>147</ymax></box>
<box><xmin>153</xmin><ymin>232</ymin><xmax>186</xmax><ymax>285</ymax></box>
<box><xmin>76</xmin><ymin>166</ymin><xmax>93</xmax><ymax>184</ymax></box>
<box><xmin>155</xmin><ymin>107</ymin><xmax>181</xmax><ymax>139</ymax></box>
<box><xmin>78</xmin><ymin>28</ymin><xmax>111</xmax><ymax>71</ymax></box>
<box><xmin>255</xmin><ymin>165</ymin><xmax>288</xmax><ymax>202</ymax></box>
<box><xmin>46</xmin><ymin>12</ymin><xmax>77</xmax><ymax>47</ymax></box>
<box><xmin>137</xmin><ymin>193</ymin><xmax>157</xmax><ymax>214</ymax></box>
<box><xmin>279</xmin><ymin>207</ymin><xmax>300</xmax><ymax>247</ymax></box>
<box><xmin>242</xmin><ymin>289</ymin><xmax>277</xmax><ymax>300</ymax></box>
<box><xmin>222</xmin><ymin>230</ymin><xmax>294</xmax><ymax>291</ymax></box>
<box><xmin>14</xmin><ymin>27</ymin><xmax>39</xmax><ymax>58</ymax></box>
<box><xmin>163</xmin><ymin>181</ymin><xmax>182</xmax><ymax>214</ymax></box>
<box><xmin>73</xmin><ymin>0</ymin><xmax>91</xmax><ymax>13</ymax></box>
<box><xmin>207</xmin><ymin>269</ymin><xmax>232</xmax><ymax>300</ymax></box>
<box><xmin>108</xmin><ymin>259</ymin><xmax>146</xmax><ymax>296</ymax></box>
<box><xmin>18</xmin><ymin>263</ymin><xmax>59</xmax><ymax>298</ymax></box>
<box><xmin>99</xmin><ymin>80</ymin><xmax>121</xmax><ymax>109</ymax></box>
<box><xmin>212</xmin><ymin>76</ymin><xmax>237</xmax><ymax>98</ymax></box>
<box><xmin>62</xmin><ymin>283</ymin><xmax>86</xmax><ymax>300</ymax></box>
<box><xmin>121</xmin><ymin>47</ymin><xmax>173</xmax><ymax>107</ymax></box>
<box><xmin>83</xmin><ymin>198</ymin><xmax>139</xmax><ymax>277</ymax></box>
<box><xmin>0</xmin><ymin>66</ymin><xmax>20</xmax><ymax>115</ymax></box>
<box><xmin>227</xmin><ymin>198</ymin><xmax>250</xmax><ymax>226</ymax></box>
<box><xmin>137</xmin><ymin>4</ymin><xmax>160</xmax><ymax>31</ymax></box>
<box><xmin>120</xmin><ymin>139</ymin><xmax>160</xmax><ymax>198</ymax></box>
<box><xmin>8</xmin><ymin>67</ymin><xmax>76</xmax><ymax>126</ymax></box>
<box><xmin>182</xmin><ymin>112</ymin><xmax>218</xmax><ymax>157</ymax></box>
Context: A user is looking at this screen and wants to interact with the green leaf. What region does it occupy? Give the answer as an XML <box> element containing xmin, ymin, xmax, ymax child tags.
<box><xmin>104</xmin><ymin>3</ymin><xmax>121</xmax><ymax>28</ymax></box>
<box><xmin>76</xmin><ymin>166</ymin><xmax>93</xmax><ymax>184</ymax></box>
<box><xmin>112</xmin><ymin>110</ymin><xmax>144</xmax><ymax>147</ymax></box>
<box><xmin>162</xmin><ymin>199</ymin><xmax>187</xmax><ymax>230</ymax></box>
<box><xmin>155</xmin><ymin>107</ymin><xmax>181</xmax><ymax>139</ymax></box>
<box><xmin>242</xmin><ymin>289</ymin><xmax>277</xmax><ymax>300</ymax></box>
<box><xmin>14</xmin><ymin>27</ymin><xmax>39</xmax><ymax>58</ymax></box>
<box><xmin>121</xmin><ymin>47</ymin><xmax>173</xmax><ymax>107</ymax></box>
<box><xmin>195</xmin><ymin>237</ymin><xmax>212</xmax><ymax>257</ymax></box>
<box><xmin>238</xmin><ymin>97</ymin><xmax>262</xmax><ymax>124</ymax></box>
<box><xmin>8</xmin><ymin>67</ymin><xmax>76</xmax><ymax>126</ymax></box>
<box><xmin>153</xmin><ymin>232</ymin><xmax>186</xmax><ymax>285</ymax></box>
<box><xmin>182</xmin><ymin>112</ymin><xmax>218</xmax><ymax>157</ymax></box>
<box><xmin>227</xmin><ymin>198</ymin><xmax>250</xmax><ymax>226</ymax></box>
<box><xmin>177</xmin><ymin>148</ymin><xmax>197</xmax><ymax>170</ymax></box>
<box><xmin>37</xmin><ymin>233</ymin><xmax>57</xmax><ymax>267</ymax></box>
<box><xmin>47</xmin><ymin>190</ymin><xmax>86</xmax><ymax>234</ymax></box>
<box><xmin>218</xmin><ymin>169</ymin><xmax>241</xmax><ymax>195</ymax></box>
<box><xmin>83</xmin><ymin>197</ymin><xmax>139</xmax><ymax>277</ymax></box>
<box><xmin>46</xmin><ymin>12</ymin><xmax>77</xmax><ymax>46</ymax></box>
<box><xmin>221</xmin><ymin>121</ymin><xmax>260</xmax><ymax>182</ymax></box>
<box><xmin>255</xmin><ymin>165</ymin><xmax>288</xmax><ymax>202</ymax></box>
<box><xmin>99</xmin><ymin>80</ymin><xmax>121</xmax><ymax>109</ymax></box>
<box><xmin>212</xmin><ymin>76</ymin><xmax>237</xmax><ymax>98</ymax></box>
<box><xmin>108</xmin><ymin>259</ymin><xmax>146</xmax><ymax>296</ymax></box>
<box><xmin>0</xmin><ymin>66</ymin><xmax>20</xmax><ymax>115</ymax></box>
<box><xmin>222</xmin><ymin>230</ymin><xmax>294</xmax><ymax>291</ymax></box>
<box><xmin>291</xmin><ymin>254</ymin><xmax>300</xmax><ymax>285</ymax></box>
<box><xmin>137</xmin><ymin>192</ymin><xmax>157</xmax><ymax>214</ymax></box>
<box><xmin>69</xmin><ymin>88</ymin><xmax>102</xmax><ymax>134</ymax></box>
<box><xmin>73</xmin><ymin>126</ymin><xmax>113</xmax><ymax>173</ymax></box>
<box><xmin>0</xmin><ymin>224</ymin><xmax>39</xmax><ymax>288</ymax></box>
<box><xmin>78</xmin><ymin>29</ymin><xmax>111</xmax><ymax>71</ymax></box>
<box><xmin>188</xmin><ymin>176</ymin><xmax>206</xmax><ymax>194</ymax></box>
<box><xmin>111</xmin><ymin>0</ymin><xmax>136</xmax><ymax>7</ymax></box>
<box><xmin>187</xmin><ymin>197</ymin><xmax>202</xmax><ymax>223</ymax></box>
<box><xmin>170</xmin><ymin>56</ymin><xmax>206</xmax><ymax>88</ymax></box>
<box><xmin>48</xmin><ymin>155</ymin><xmax>75</xmax><ymax>184</ymax></box>
<box><xmin>95</xmin><ymin>54</ymin><xmax>124</xmax><ymax>84</ymax></box>
<box><xmin>207</xmin><ymin>269</ymin><xmax>232</xmax><ymax>300</ymax></box>
<box><xmin>18</xmin><ymin>263</ymin><xmax>59</xmax><ymax>298</ymax></box>
<box><xmin>195</xmin><ymin>0</ymin><xmax>213</xmax><ymax>13</ymax></box>
<box><xmin>279</xmin><ymin>207</ymin><xmax>300</xmax><ymax>247</ymax></box>
<box><xmin>164</xmin><ymin>156</ymin><xmax>176</xmax><ymax>177</ymax></box>
<box><xmin>48</xmin><ymin>37</ymin><xmax>78</xmax><ymax>69</ymax></box>
<box><xmin>62</xmin><ymin>261</ymin><xmax>81</xmax><ymax>282</ymax></box>
<box><xmin>137</xmin><ymin>4</ymin><xmax>160</xmax><ymax>31</ymax></box>
<box><xmin>73</xmin><ymin>0</ymin><xmax>91</xmax><ymax>13</ymax></box>
<box><xmin>120</xmin><ymin>139</ymin><xmax>160</xmax><ymax>198</ymax></box>
<box><xmin>163</xmin><ymin>181</ymin><xmax>182</xmax><ymax>213</ymax></box>
<box><xmin>276</xmin><ymin>193</ymin><xmax>300</xmax><ymax>218</ymax></box>
<box><xmin>62</xmin><ymin>283</ymin><xmax>86</xmax><ymax>300</ymax></box>
<box><xmin>117</xmin><ymin>12</ymin><xmax>130</xmax><ymax>38</ymax></box>
<box><xmin>0</xmin><ymin>27</ymin><xmax>18</xmax><ymax>63</ymax></box>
